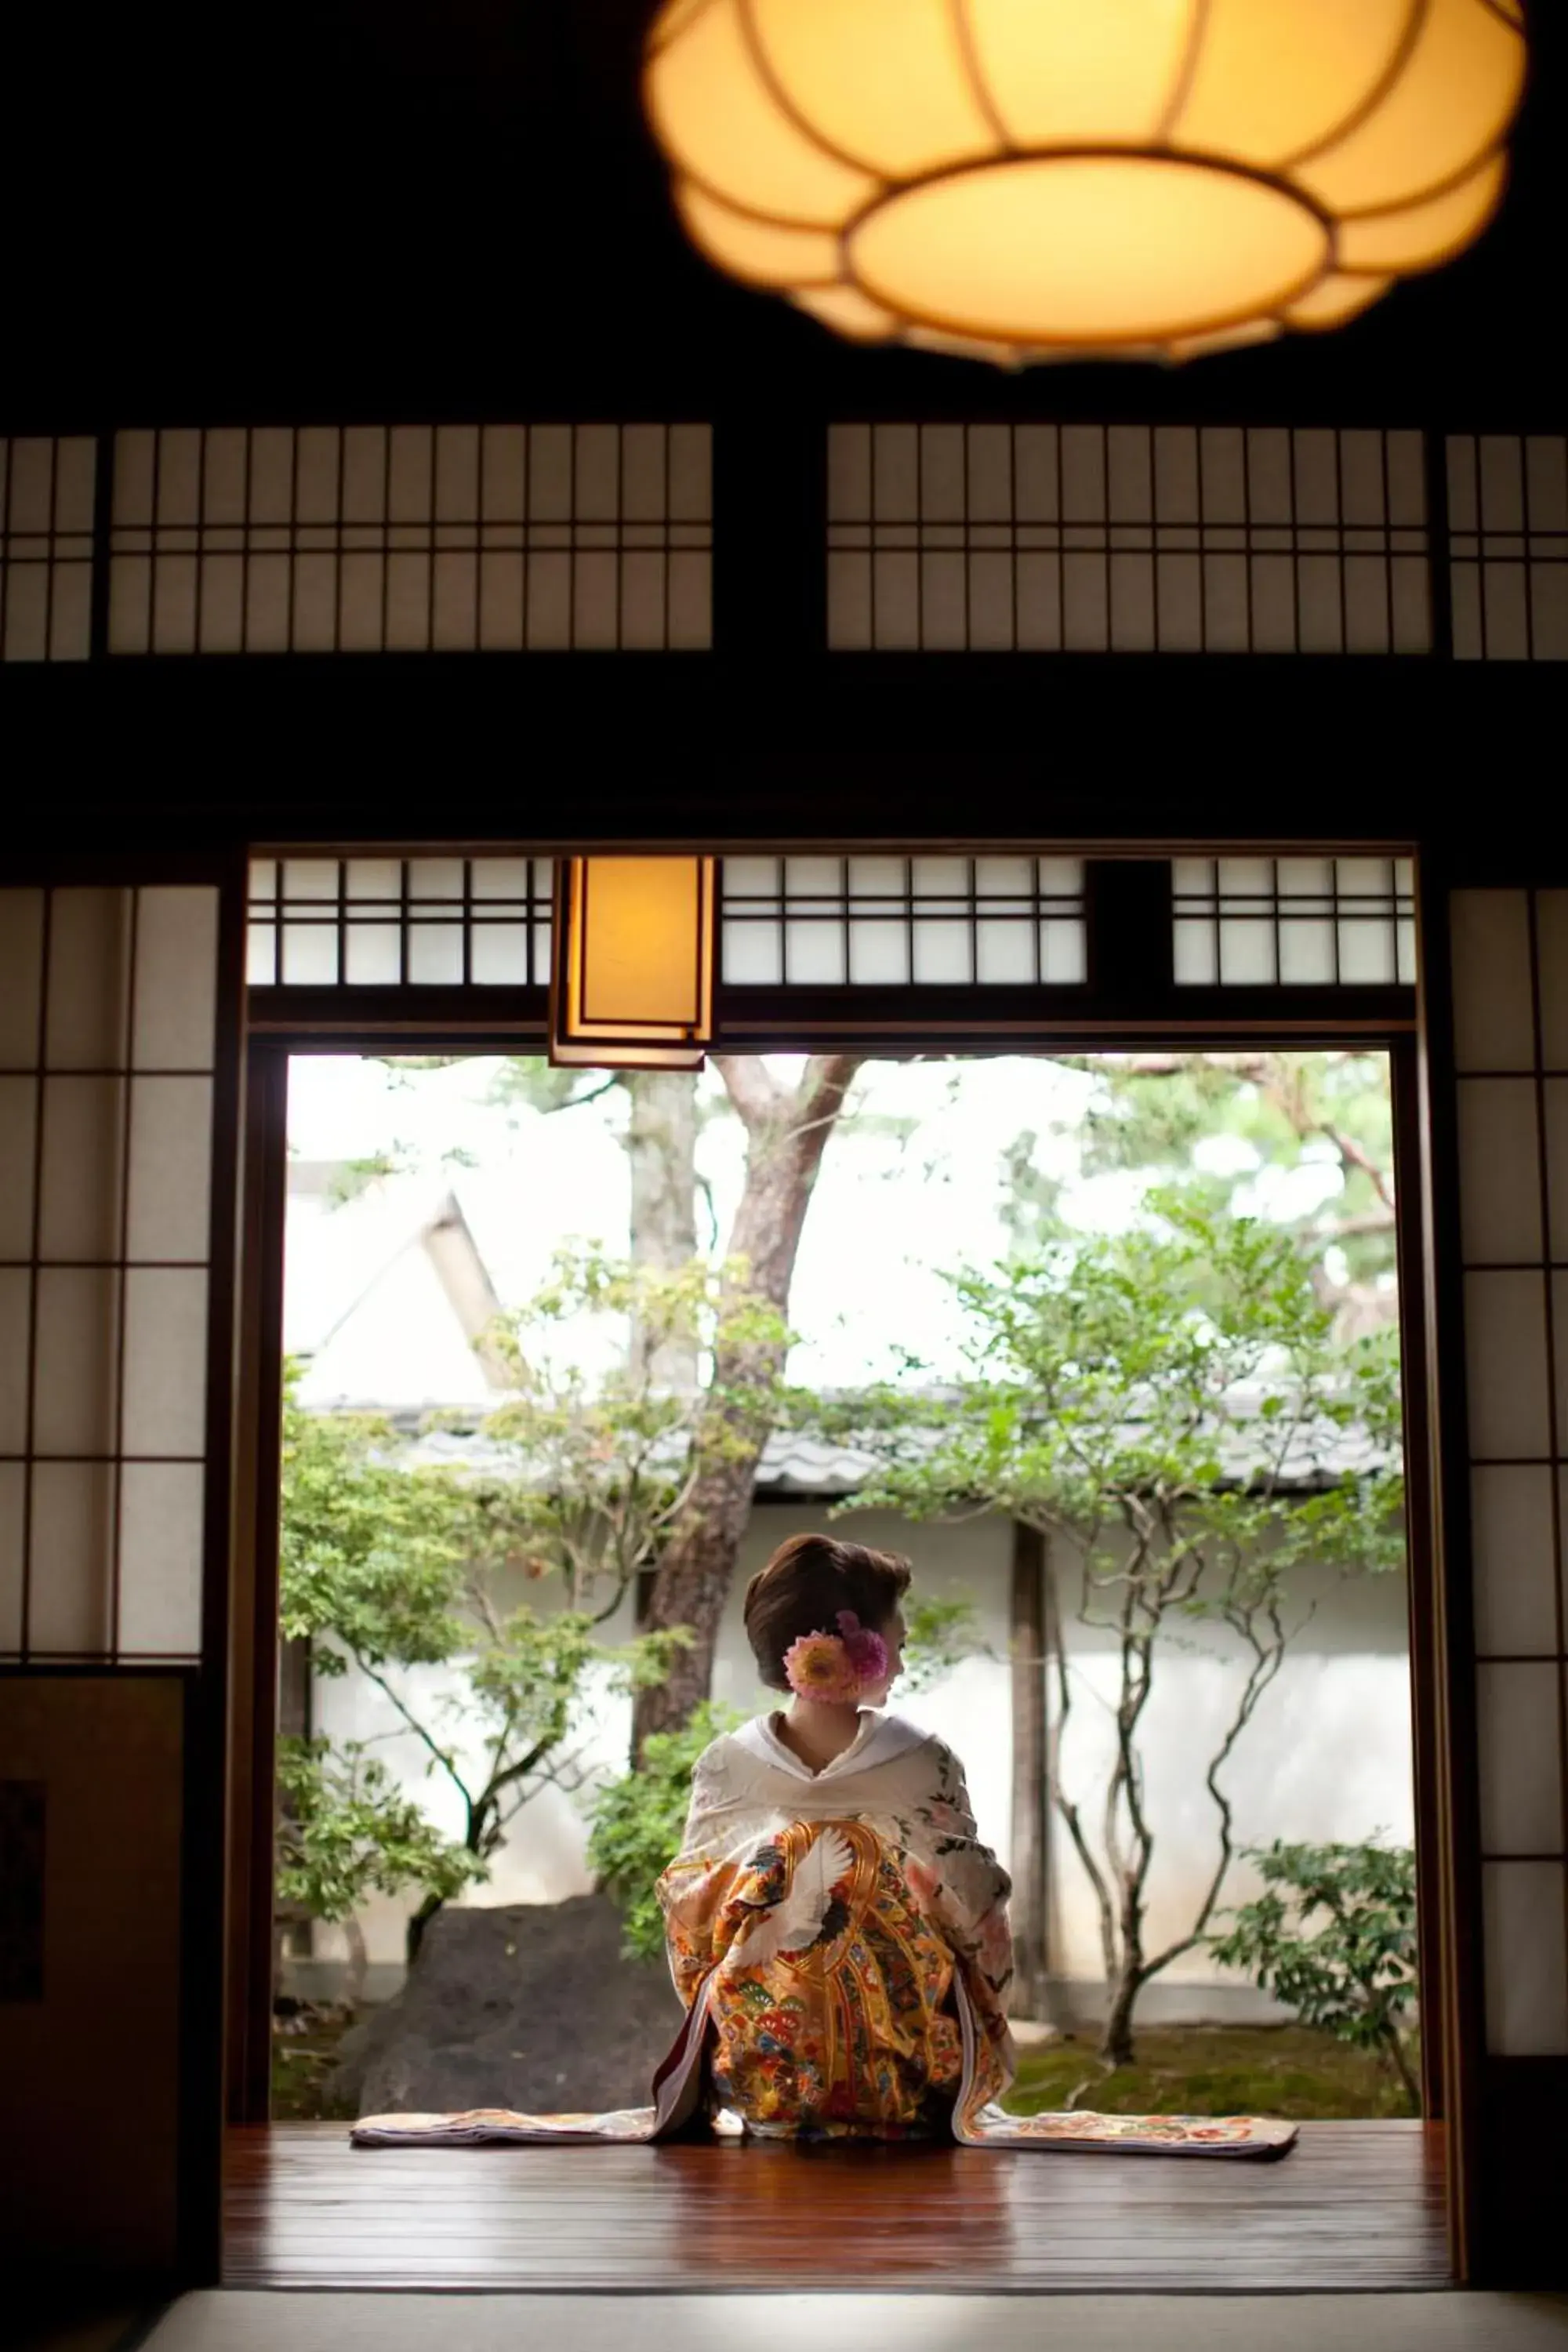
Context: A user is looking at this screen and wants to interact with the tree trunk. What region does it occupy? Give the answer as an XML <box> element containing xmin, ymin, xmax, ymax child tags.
<box><xmin>406</xmin><ymin>1889</ymin><xmax>441</xmax><ymax>1965</ymax></box>
<box><xmin>1099</xmin><ymin>1962</ymin><xmax>1142</xmax><ymax>2069</ymax></box>
<box><xmin>624</xmin><ymin>1072</ymin><xmax>699</xmax><ymax>1395</ymax></box>
<box><xmin>1008</xmin><ymin>1520</ymin><xmax>1053</xmax><ymax>2022</ymax></box>
<box><xmin>275</xmin><ymin>1633</ymin><xmax>314</xmax><ymax>1964</ymax></box>
<box><xmin>632</xmin><ymin>1055</ymin><xmax>862</xmax><ymax>1752</ymax></box>
<box><xmin>1384</xmin><ymin>2024</ymin><xmax>1422</xmax><ymax>2114</ymax></box>
<box><xmin>342</xmin><ymin>1913</ymin><xmax>368</xmax><ymax>2013</ymax></box>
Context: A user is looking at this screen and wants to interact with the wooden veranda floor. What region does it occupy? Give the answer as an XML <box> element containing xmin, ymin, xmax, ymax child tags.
<box><xmin>224</xmin><ymin>2121</ymin><xmax>1447</xmax><ymax>2292</ymax></box>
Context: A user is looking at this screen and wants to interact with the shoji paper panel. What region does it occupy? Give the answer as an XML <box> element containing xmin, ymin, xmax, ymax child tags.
<box><xmin>829</xmin><ymin>424</ymin><xmax>1431</xmax><ymax>655</ymax></box>
<box><xmin>719</xmin><ymin>855</ymin><xmax>1086</xmax><ymax>987</ymax></box>
<box><xmin>0</xmin><ymin>886</ymin><xmax>222</xmax><ymax>1661</ymax></box>
<box><xmin>109</xmin><ymin>424</ymin><xmax>712</xmax><ymax>655</ymax></box>
<box><xmin>246</xmin><ymin>856</ymin><xmax>554</xmax><ymax>989</ymax></box>
<box><xmin>1451</xmin><ymin>888</ymin><xmax>1568</xmax><ymax>2055</ymax></box>
<box><xmin>0</xmin><ymin>437</ymin><xmax>96</xmax><ymax>662</ymax></box>
<box><xmin>1174</xmin><ymin>857</ymin><xmax>1416</xmax><ymax>989</ymax></box>
<box><xmin>1450</xmin><ymin>436</ymin><xmax>1568</xmax><ymax>662</ymax></box>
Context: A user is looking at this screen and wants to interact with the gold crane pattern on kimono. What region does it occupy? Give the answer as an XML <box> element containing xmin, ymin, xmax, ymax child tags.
<box><xmin>659</xmin><ymin>1817</ymin><xmax>1007</xmax><ymax>2139</ymax></box>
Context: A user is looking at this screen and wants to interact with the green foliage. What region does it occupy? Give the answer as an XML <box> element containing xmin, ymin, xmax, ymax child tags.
<box><xmin>274</xmin><ymin>1240</ymin><xmax>786</xmax><ymax>1950</ymax></box>
<box><xmin>325</xmin><ymin>1150</ymin><xmax>412</xmax><ymax>1207</ymax></box>
<box><xmin>820</xmin><ymin>1192</ymin><xmax>1403</xmax><ymax>1592</ymax></box>
<box><xmin>900</xmin><ymin>1596</ymin><xmax>988</xmax><ymax>1695</ymax></box>
<box><xmin>587</xmin><ymin>1702</ymin><xmax>745</xmax><ymax>1961</ymax></box>
<box><xmin>276</xmin><ymin>1295</ymin><xmax>710</xmax><ymax>1952</ymax></box>
<box><xmin>279</xmin><ymin>1383</ymin><xmax>472</xmax><ymax>1671</ymax></box>
<box><xmin>810</xmin><ymin>1188</ymin><xmax>1404</xmax><ymax>2060</ymax></box>
<box><xmin>481</xmin><ymin>1245</ymin><xmax>793</xmax><ymax>1609</ymax></box>
<box><xmin>1208</xmin><ymin>1838</ymin><xmax>1420</xmax><ymax>2111</ymax></box>
<box><xmin>1005</xmin><ymin>1051</ymin><xmax>1399</xmax><ymax>1322</ymax></box>
<box><xmin>1005</xmin><ymin>2022</ymin><xmax>1418</xmax><ymax>2123</ymax></box>
<box><xmin>274</xmin><ymin>1736</ymin><xmax>484</xmax><ymax>1926</ymax></box>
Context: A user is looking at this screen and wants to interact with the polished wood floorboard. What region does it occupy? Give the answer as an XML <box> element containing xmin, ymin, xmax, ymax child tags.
<box><xmin>225</xmin><ymin>2122</ymin><xmax>1447</xmax><ymax>2292</ymax></box>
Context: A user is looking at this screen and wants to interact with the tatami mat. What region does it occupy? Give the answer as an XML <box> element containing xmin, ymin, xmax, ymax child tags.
<box><xmin>147</xmin><ymin>2291</ymin><xmax>1568</xmax><ymax>2352</ymax></box>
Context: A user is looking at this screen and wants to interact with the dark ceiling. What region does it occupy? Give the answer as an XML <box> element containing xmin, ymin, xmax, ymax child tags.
<box><xmin>7</xmin><ymin>0</ymin><xmax>1566</xmax><ymax>430</ymax></box>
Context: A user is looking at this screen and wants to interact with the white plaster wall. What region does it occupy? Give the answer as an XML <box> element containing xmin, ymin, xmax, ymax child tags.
<box><xmin>308</xmin><ymin>1506</ymin><xmax>1413</xmax><ymax>2019</ymax></box>
<box><xmin>1044</xmin><ymin>1540</ymin><xmax>1414</xmax><ymax>1990</ymax></box>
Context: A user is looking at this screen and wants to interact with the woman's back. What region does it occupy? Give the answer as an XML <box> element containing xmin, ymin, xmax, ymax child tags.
<box><xmin>656</xmin><ymin>1709</ymin><xmax>1015</xmax><ymax>2140</ymax></box>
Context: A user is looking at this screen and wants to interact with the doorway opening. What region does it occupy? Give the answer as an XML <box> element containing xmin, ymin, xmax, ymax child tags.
<box><xmin>227</xmin><ymin>1020</ymin><xmax>1442</xmax><ymax>2290</ymax></box>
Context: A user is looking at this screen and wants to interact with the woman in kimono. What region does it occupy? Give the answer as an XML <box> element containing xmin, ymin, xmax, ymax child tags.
<box><xmin>352</xmin><ymin>1531</ymin><xmax>1297</xmax><ymax>2158</ymax></box>
<box><xmin>653</xmin><ymin>1532</ymin><xmax>1016</xmax><ymax>2143</ymax></box>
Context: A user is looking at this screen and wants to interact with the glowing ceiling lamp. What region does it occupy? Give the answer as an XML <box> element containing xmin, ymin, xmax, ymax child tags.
<box><xmin>550</xmin><ymin>857</ymin><xmax>717</xmax><ymax>1069</ymax></box>
<box><xmin>644</xmin><ymin>0</ymin><xmax>1528</xmax><ymax>366</ymax></box>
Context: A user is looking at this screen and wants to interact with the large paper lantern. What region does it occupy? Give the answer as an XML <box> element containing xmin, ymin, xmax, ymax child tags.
<box><xmin>644</xmin><ymin>0</ymin><xmax>1528</xmax><ymax>365</ymax></box>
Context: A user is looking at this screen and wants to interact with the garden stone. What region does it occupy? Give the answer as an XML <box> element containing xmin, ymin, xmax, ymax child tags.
<box><xmin>332</xmin><ymin>1894</ymin><xmax>684</xmax><ymax>2118</ymax></box>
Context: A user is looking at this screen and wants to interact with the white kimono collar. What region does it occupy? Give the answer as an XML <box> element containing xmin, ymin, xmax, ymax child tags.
<box><xmin>735</xmin><ymin>1708</ymin><xmax>930</xmax><ymax>1782</ymax></box>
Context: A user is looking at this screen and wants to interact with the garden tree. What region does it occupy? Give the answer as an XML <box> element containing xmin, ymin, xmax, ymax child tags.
<box><xmin>811</xmin><ymin>1194</ymin><xmax>1406</xmax><ymax>2068</ymax></box>
<box><xmin>486</xmin><ymin>1062</ymin><xmax>703</xmax><ymax>1392</ymax></box>
<box><xmin>278</xmin><ymin>1285</ymin><xmax>699</xmax><ymax>1956</ymax></box>
<box><xmin>396</xmin><ymin>1051</ymin><xmax>869</xmax><ymax>1743</ymax></box>
<box><xmin>1004</xmin><ymin>1053</ymin><xmax>1399</xmax><ymax>1339</ymax></box>
<box><xmin>631</xmin><ymin>1054</ymin><xmax>863</xmax><ymax>1749</ymax></box>
<box><xmin>274</xmin><ymin>1738</ymin><xmax>482</xmax><ymax>2007</ymax></box>
<box><xmin>1209</xmin><ymin>1839</ymin><xmax>1420</xmax><ymax>2111</ymax></box>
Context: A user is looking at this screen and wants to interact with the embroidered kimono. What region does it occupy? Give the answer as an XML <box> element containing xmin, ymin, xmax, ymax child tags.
<box><xmin>350</xmin><ymin>1706</ymin><xmax>1298</xmax><ymax>2158</ymax></box>
<box><xmin>653</xmin><ymin>1710</ymin><xmax>1015</xmax><ymax>2141</ymax></box>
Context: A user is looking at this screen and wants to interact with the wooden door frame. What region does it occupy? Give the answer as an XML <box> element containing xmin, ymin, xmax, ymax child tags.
<box><xmin>221</xmin><ymin>936</ymin><xmax>1463</xmax><ymax>2274</ymax></box>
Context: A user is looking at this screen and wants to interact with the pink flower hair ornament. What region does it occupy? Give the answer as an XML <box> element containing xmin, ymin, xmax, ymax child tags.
<box><xmin>782</xmin><ymin>1611</ymin><xmax>889</xmax><ymax>1704</ymax></box>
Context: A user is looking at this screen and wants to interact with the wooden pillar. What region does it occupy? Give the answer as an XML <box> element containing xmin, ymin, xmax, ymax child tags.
<box><xmin>1009</xmin><ymin>1519</ymin><xmax>1051</xmax><ymax>2020</ymax></box>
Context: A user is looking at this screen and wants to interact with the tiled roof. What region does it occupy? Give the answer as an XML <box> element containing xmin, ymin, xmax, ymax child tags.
<box><xmin>342</xmin><ymin>1392</ymin><xmax>1392</xmax><ymax>1499</ymax></box>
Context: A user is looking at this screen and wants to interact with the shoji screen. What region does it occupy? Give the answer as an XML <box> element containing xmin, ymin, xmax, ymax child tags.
<box><xmin>829</xmin><ymin>424</ymin><xmax>1432</xmax><ymax>655</ymax></box>
<box><xmin>1448</xmin><ymin>437</ymin><xmax>1568</xmax><ymax>662</ymax></box>
<box><xmin>0</xmin><ymin>436</ymin><xmax>96</xmax><ymax>662</ymax></box>
<box><xmin>0</xmin><ymin>884</ymin><xmax>232</xmax><ymax>1661</ymax></box>
<box><xmin>0</xmin><ymin>868</ymin><xmax>242</xmax><ymax>2281</ymax></box>
<box><xmin>1436</xmin><ymin>883</ymin><xmax>1568</xmax><ymax>2282</ymax></box>
<box><xmin>108</xmin><ymin>424</ymin><xmax>712</xmax><ymax>655</ymax></box>
<box><xmin>1448</xmin><ymin>891</ymin><xmax>1568</xmax><ymax>2056</ymax></box>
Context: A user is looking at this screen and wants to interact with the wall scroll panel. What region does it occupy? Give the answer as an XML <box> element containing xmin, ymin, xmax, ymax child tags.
<box><xmin>0</xmin><ymin>885</ymin><xmax>223</xmax><ymax>1663</ymax></box>
<box><xmin>829</xmin><ymin>425</ymin><xmax>1432</xmax><ymax>655</ymax></box>
<box><xmin>109</xmin><ymin>424</ymin><xmax>713</xmax><ymax>655</ymax></box>
<box><xmin>1449</xmin><ymin>437</ymin><xmax>1568</xmax><ymax>662</ymax></box>
<box><xmin>1450</xmin><ymin>889</ymin><xmax>1568</xmax><ymax>2056</ymax></box>
<box><xmin>0</xmin><ymin>438</ymin><xmax>96</xmax><ymax>662</ymax></box>
<box><xmin>1174</xmin><ymin>858</ymin><xmax>1416</xmax><ymax>988</ymax></box>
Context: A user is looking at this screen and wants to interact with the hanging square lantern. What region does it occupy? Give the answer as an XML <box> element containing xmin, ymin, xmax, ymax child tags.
<box><xmin>550</xmin><ymin>856</ymin><xmax>717</xmax><ymax>1070</ymax></box>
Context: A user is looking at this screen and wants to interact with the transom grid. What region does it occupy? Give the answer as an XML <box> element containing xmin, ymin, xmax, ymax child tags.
<box><xmin>245</xmin><ymin>856</ymin><xmax>1422</xmax><ymax>1000</ymax></box>
<box><xmin>1448</xmin><ymin>436</ymin><xmax>1568</xmax><ymax>664</ymax></box>
<box><xmin>828</xmin><ymin>424</ymin><xmax>1432</xmax><ymax>656</ymax></box>
<box><xmin>1174</xmin><ymin>859</ymin><xmax>1417</xmax><ymax>989</ymax></box>
<box><xmin>246</xmin><ymin>859</ymin><xmax>554</xmax><ymax>989</ymax></box>
<box><xmin>109</xmin><ymin>424</ymin><xmax>713</xmax><ymax>655</ymax></box>
<box><xmin>720</xmin><ymin>855</ymin><xmax>1087</xmax><ymax>988</ymax></box>
<box><xmin>0</xmin><ymin>437</ymin><xmax>96</xmax><ymax>663</ymax></box>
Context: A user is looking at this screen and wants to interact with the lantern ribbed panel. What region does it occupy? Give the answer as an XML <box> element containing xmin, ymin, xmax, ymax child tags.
<box><xmin>644</xmin><ymin>0</ymin><xmax>1528</xmax><ymax>363</ymax></box>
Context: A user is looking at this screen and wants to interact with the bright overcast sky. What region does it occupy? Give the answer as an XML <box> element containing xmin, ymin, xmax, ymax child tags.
<box><xmin>285</xmin><ymin>1054</ymin><xmax>1353</xmax><ymax>1389</ymax></box>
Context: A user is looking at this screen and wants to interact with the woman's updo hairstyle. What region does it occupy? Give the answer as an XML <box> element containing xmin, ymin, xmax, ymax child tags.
<box><xmin>743</xmin><ymin>1532</ymin><xmax>911</xmax><ymax>1694</ymax></box>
